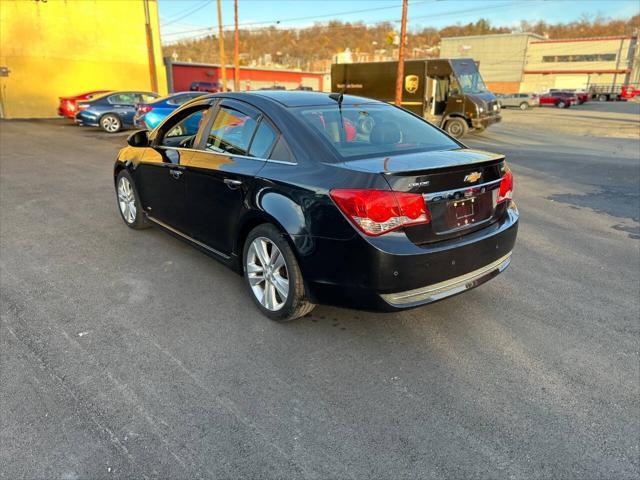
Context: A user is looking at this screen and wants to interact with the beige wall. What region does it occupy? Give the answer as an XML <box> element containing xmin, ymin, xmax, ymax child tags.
<box><xmin>441</xmin><ymin>33</ymin><xmax>542</xmax><ymax>84</ymax></box>
<box><xmin>0</xmin><ymin>0</ymin><xmax>167</xmax><ymax>118</ymax></box>
<box><xmin>521</xmin><ymin>36</ymin><xmax>636</xmax><ymax>92</ymax></box>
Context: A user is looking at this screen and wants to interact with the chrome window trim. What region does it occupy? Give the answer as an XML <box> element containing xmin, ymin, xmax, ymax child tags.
<box><xmin>152</xmin><ymin>146</ymin><xmax>297</xmax><ymax>166</ymax></box>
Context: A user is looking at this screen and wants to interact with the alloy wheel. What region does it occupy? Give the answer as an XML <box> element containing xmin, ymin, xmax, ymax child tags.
<box><xmin>102</xmin><ymin>115</ymin><xmax>120</xmax><ymax>132</ymax></box>
<box><xmin>246</xmin><ymin>237</ymin><xmax>289</xmax><ymax>311</ymax></box>
<box><xmin>117</xmin><ymin>177</ymin><xmax>137</xmax><ymax>224</ymax></box>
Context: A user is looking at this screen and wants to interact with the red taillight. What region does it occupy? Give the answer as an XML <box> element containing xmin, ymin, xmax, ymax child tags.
<box><xmin>138</xmin><ymin>105</ymin><xmax>153</xmax><ymax>114</ymax></box>
<box><xmin>330</xmin><ymin>189</ymin><xmax>430</xmax><ymax>236</ymax></box>
<box><xmin>77</xmin><ymin>103</ymin><xmax>89</xmax><ymax>111</ymax></box>
<box><xmin>497</xmin><ymin>169</ymin><xmax>513</xmax><ymax>204</ymax></box>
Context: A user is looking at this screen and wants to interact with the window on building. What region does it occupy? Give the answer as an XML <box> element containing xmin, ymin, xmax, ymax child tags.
<box><xmin>542</xmin><ymin>53</ymin><xmax>617</xmax><ymax>63</ymax></box>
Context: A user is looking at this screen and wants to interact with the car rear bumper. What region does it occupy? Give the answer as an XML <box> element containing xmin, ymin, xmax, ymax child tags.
<box><xmin>380</xmin><ymin>251</ymin><xmax>512</xmax><ymax>307</ymax></box>
<box><xmin>75</xmin><ymin>111</ymin><xmax>99</xmax><ymax>127</ymax></box>
<box><xmin>58</xmin><ymin>108</ymin><xmax>75</xmax><ymax>118</ymax></box>
<box><xmin>299</xmin><ymin>204</ymin><xmax>519</xmax><ymax>311</ymax></box>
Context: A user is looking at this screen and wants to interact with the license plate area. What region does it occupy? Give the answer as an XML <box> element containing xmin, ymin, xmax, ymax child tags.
<box><xmin>448</xmin><ymin>198</ymin><xmax>477</xmax><ymax>228</ymax></box>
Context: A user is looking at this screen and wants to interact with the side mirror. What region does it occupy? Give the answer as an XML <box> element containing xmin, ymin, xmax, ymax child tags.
<box><xmin>127</xmin><ymin>130</ymin><xmax>149</xmax><ymax>147</ymax></box>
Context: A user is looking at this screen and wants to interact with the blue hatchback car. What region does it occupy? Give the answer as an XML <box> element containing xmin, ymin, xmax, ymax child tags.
<box><xmin>133</xmin><ymin>92</ymin><xmax>207</xmax><ymax>130</ymax></box>
<box><xmin>75</xmin><ymin>91</ymin><xmax>159</xmax><ymax>133</ymax></box>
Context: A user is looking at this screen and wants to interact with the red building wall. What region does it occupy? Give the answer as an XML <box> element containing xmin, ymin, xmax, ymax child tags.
<box><xmin>170</xmin><ymin>62</ymin><xmax>325</xmax><ymax>92</ymax></box>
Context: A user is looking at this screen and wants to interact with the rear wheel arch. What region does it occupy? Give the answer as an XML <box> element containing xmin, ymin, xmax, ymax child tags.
<box><xmin>100</xmin><ymin>112</ymin><xmax>122</xmax><ymax>133</ymax></box>
<box><xmin>234</xmin><ymin>212</ymin><xmax>299</xmax><ymax>274</ymax></box>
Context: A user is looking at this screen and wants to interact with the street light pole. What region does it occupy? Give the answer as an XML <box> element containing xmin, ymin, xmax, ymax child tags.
<box><xmin>394</xmin><ymin>0</ymin><xmax>408</xmax><ymax>106</ymax></box>
<box><xmin>234</xmin><ymin>0</ymin><xmax>240</xmax><ymax>91</ymax></box>
<box><xmin>216</xmin><ymin>0</ymin><xmax>227</xmax><ymax>91</ymax></box>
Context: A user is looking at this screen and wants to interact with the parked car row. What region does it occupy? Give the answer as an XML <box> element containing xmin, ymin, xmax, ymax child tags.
<box><xmin>60</xmin><ymin>87</ymin><xmax>315</xmax><ymax>133</ymax></box>
<box><xmin>497</xmin><ymin>90</ymin><xmax>586</xmax><ymax>110</ymax></box>
<box><xmin>59</xmin><ymin>90</ymin><xmax>211</xmax><ymax>133</ymax></box>
<box><xmin>498</xmin><ymin>84</ymin><xmax>639</xmax><ymax>110</ymax></box>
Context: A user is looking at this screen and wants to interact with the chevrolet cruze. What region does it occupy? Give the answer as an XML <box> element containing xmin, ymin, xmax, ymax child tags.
<box><xmin>114</xmin><ymin>91</ymin><xmax>518</xmax><ymax>321</ymax></box>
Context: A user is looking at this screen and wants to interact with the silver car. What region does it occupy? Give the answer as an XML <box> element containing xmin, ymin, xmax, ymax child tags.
<box><xmin>497</xmin><ymin>93</ymin><xmax>539</xmax><ymax>110</ymax></box>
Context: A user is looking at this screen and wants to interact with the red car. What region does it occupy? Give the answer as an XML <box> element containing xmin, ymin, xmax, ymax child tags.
<box><xmin>539</xmin><ymin>91</ymin><xmax>577</xmax><ymax>108</ymax></box>
<box><xmin>58</xmin><ymin>90</ymin><xmax>111</xmax><ymax>119</ymax></box>
<box><xmin>621</xmin><ymin>85</ymin><xmax>640</xmax><ymax>100</ymax></box>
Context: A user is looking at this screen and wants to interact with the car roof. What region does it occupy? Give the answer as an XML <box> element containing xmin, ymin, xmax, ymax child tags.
<box><xmin>150</xmin><ymin>91</ymin><xmax>205</xmax><ymax>103</ymax></box>
<box><xmin>225</xmin><ymin>91</ymin><xmax>383</xmax><ymax>108</ymax></box>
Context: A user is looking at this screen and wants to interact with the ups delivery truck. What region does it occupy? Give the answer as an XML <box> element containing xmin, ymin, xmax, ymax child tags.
<box><xmin>331</xmin><ymin>58</ymin><xmax>501</xmax><ymax>138</ymax></box>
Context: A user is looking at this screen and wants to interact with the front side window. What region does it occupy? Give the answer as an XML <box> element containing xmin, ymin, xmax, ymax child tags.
<box><xmin>295</xmin><ymin>104</ymin><xmax>458</xmax><ymax>160</ymax></box>
<box><xmin>205</xmin><ymin>105</ymin><xmax>258</xmax><ymax>155</ymax></box>
<box><xmin>158</xmin><ymin>107</ymin><xmax>210</xmax><ymax>148</ymax></box>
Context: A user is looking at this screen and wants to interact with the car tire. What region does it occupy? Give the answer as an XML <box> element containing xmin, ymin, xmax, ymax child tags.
<box><xmin>115</xmin><ymin>170</ymin><xmax>150</xmax><ymax>229</ymax></box>
<box><xmin>243</xmin><ymin>224</ymin><xmax>316</xmax><ymax>322</ymax></box>
<box><xmin>444</xmin><ymin>118</ymin><xmax>468</xmax><ymax>138</ymax></box>
<box><xmin>519</xmin><ymin>102</ymin><xmax>529</xmax><ymax>110</ymax></box>
<box><xmin>556</xmin><ymin>101</ymin><xmax>566</xmax><ymax>108</ymax></box>
<box><xmin>101</xmin><ymin>113</ymin><xmax>122</xmax><ymax>133</ymax></box>
<box><xmin>598</xmin><ymin>94</ymin><xmax>608</xmax><ymax>102</ymax></box>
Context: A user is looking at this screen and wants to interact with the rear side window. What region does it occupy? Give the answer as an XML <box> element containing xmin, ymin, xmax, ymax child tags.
<box><xmin>108</xmin><ymin>93</ymin><xmax>137</xmax><ymax>104</ymax></box>
<box><xmin>295</xmin><ymin>104</ymin><xmax>458</xmax><ymax>159</ymax></box>
<box><xmin>270</xmin><ymin>137</ymin><xmax>295</xmax><ymax>163</ymax></box>
<box><xmin>167</xmin><ymin>93</ymin><xmax>201</xmax><ymax>106</ymax></box>
<box><xmin>248</xmin><ymin>120</ymin><xmax>277</xmax><ymax>158</ymax></box>
<box><xmin>206</xmin><ymin>105</ymin><xmax>258</xmax><ymax>155</ymax></box>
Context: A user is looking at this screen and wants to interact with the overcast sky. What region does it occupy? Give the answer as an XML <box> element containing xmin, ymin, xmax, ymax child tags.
<box><xmin>158</xmin><ymin>0</ymin><xmax>639</xmax><ymax>43</ymax></box>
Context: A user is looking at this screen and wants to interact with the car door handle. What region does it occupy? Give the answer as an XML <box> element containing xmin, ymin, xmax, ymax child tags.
<box><xmin>169</xmin><ymin>169</ymin><xmax>183</xmax><ymax>179</ymax></box>
<box><xmin>224</xmin><ymin>178</ymin><xmax>243</xmax><ymax>189</ymax></box>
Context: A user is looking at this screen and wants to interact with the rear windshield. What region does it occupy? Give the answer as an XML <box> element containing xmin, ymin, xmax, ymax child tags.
<box><xmin>294</xmin><ymin>104</ymin><xmax>458</xmax><ymax>159</ymax></box>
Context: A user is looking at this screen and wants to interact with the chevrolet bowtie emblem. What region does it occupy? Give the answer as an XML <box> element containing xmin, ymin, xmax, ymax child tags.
<box><xmin>464</xmin><ymin>172</ymin><xmax>482</xmax><ymax>183</ymax></box>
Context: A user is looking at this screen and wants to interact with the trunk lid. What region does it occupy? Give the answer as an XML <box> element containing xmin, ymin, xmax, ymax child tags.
<box><xmin>342</xmin><ymin>148</ymin><xmax>508</xmax><ymax>244</ymax></box>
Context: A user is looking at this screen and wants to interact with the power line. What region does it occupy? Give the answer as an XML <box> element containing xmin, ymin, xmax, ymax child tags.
<box><xmin>162</xmin><ymin>0</ymin><xmax>429</xmax><ymax>37</ymax></box>
<box><xmin>161</xmin><ymin>0</ymin><xmax>212</xmax><ymax>27</ymax></box>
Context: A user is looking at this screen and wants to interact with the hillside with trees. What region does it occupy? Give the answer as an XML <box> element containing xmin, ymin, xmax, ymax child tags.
<box><xmin>163</xmin><ymin>15</ymin><xmax>640</xmax><ymax>71</ymax></box>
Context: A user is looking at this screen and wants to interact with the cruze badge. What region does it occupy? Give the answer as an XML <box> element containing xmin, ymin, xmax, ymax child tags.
<box><xmin>464</xmin><ymin>172</ymin><xmax>482</xmax><ymax>183</ymax></box>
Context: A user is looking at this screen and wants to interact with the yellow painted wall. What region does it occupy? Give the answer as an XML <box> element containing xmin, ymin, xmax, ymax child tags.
<box><xmin>0</xmin><ymin>0</ymin><xmax>167</xmax><ymax>118</ymax></box>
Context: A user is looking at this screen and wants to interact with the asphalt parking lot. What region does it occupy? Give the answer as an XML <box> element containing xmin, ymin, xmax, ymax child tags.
<box><xmin>1</xmin><ymin>102</ymin><xmax>639</xmax><ymax>479</ymax></box>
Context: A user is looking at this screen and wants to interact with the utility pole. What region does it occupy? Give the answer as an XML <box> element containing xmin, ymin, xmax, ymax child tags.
<box><xmin>394</xmin><ymin>0</ymin><xmax>408</xmax><ymax>106</ymax></box>
<box><xmin>216</xmin><ymin>0</ymin><xmax>228</xmax><ymax>91</ymax></box>
<box><xmin>234</xmin><ymin>0</ymin><xmax>240</xmax><ymax>91</ymax></box>
<box><xmin>143</xmin><ymin>0</ymin><xmax>159</xmax><ymax>93</ymax></box>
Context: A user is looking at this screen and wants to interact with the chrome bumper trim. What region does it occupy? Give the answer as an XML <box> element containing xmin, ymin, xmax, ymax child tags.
<box><xmin>380</xmin><ymin>252</ymin><xmax>512</xmax><ymax>307</ymax></box>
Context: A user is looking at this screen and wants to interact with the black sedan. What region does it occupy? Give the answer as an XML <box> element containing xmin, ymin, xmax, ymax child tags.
<box><xmin>114</xmin><ymin>91</ymin><xmax>518</xmax><ymax>321</ymax></box>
